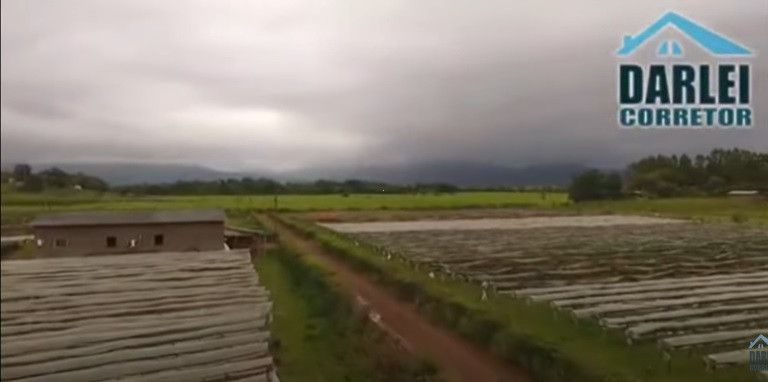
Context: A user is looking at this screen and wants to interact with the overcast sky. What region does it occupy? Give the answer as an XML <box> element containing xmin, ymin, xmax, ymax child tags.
<box><xmin>2</xmin><ymin>0</ymin><xmax>766</xmax><ymax>172</ymax></box>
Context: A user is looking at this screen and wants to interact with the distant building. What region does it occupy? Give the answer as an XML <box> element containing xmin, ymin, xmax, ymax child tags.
<box><xmin>0</xmin><ymin>234</ymin><xmax>34</xmax><ymax>258</ymax></box>
<box><xmin>727</xmin><ymin>190</ymin><xmax>760</xmax><ymax>197</ymax></box>
<box><xmin>225</xmin><ymin>226</ymin><xmax>276</xmax><ymax>255</ymax></box>
<box><xmin>30</xmin><ymin>209</ymin><xmax>225</xmax><ymax>256</ymax></box>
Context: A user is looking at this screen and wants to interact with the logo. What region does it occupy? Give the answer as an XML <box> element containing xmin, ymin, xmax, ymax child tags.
<box><xmin>750</xmin><ymin>334</ymin><xmax>768</xmax><ymax>371</ymax></box>
<box><xmin>616</xmin><ymin>12</ymin><xmax>754</xmax><ymax>129</ymax></box>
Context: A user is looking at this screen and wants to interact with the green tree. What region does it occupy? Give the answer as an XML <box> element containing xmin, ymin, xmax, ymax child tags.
<box><xmin>38</xmin><ymin>167</ymin><xmax>71</xmax><ymax>188</ymax></box>
<box><xmin>602</xmin><ymin>172</ymin><xmax>624</xmax><ymax>199</ymax></box>
<box><xmin>569</xmin><ymin>170</ymin><xmax>624</xmax><ymax>202</ymax></box>
<box><xmin>19</xmin><ymin>175</ymin><xmax>44</xmax><ymax>192</ymax></box>
<box><xmin>12</xmin><ymin>163</ymin><xmax>32</xmax><ymax>181</ymax></box>
<box><xmin>626</xmin><ymin>148</ymin><xmax>768</xmax><ymax>197</ymax></box>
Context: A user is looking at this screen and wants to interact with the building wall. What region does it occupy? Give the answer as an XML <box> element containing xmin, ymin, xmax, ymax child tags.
<box><xmin>33</xmin><ymin>222</ymin><xmax>224</xmax><ymax>256</ymax></box>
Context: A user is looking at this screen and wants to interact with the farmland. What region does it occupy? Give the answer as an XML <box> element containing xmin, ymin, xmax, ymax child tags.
<box><xmin>319</xmin><ymin>215</ymin><xmax>768</xmax><ymax>381</ymax></box>
<box><xmin>568</xmin><ymin>197</ymin><xmax>768</xmax><ymax>224</ymax></box>
<box><xmin>3</xmin><ymin>189</ymin><xmax>767</xmax><ymax>227</ymax></box>
<box><xmin>0</xmin><ymin>191</ymin><xmax>567</xmax><ymax>226</ymax></box>
<box><xmin>2</xmin><ymin>189</ymin><xmax>767</xmax><ymax>379</ymax></box>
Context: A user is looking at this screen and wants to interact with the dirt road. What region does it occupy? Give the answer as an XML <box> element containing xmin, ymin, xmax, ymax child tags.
<box><xmin>261</xmin><ymin>214</ymin><xmax>531</xmax><ymax>382</ymax></box>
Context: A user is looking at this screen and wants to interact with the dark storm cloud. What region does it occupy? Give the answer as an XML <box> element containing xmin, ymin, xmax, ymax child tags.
<box><xmin>2</xmin><ymin>0</ymin><xmax>766</xmax><ymax>172</ymax></box>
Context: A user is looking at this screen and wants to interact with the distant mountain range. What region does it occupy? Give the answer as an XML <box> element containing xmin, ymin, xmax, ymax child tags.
<box><xmin>299</xmin><ymin>162</ymin><xmax>588</xmax><ymax>187</ymax></box>
<box><xmin>12</xmin><ymin>161</ymin><xmax>588</xmax><ymax>187</ymax></box>
<box><xmin>22</xmin><ymin>163</ymin><xmax>242</xmax><ymax>186</ymax></box>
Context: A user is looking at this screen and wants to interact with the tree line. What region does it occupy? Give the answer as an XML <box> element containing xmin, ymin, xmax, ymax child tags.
<box><xmin>569</xmin><ymin>148</ymin><xmax>768</xmax><ymax>202</ymax></box>
<box><xmin>114</xmin><ymin>178</ymin><xmax>460</xmax><ymax>195</ymax></box>
<box><xmin>5</xmin><ymin>148</ymin><xmax>765</xmax><ymax>199</ymax></box>
<box><xmin>0</xmin><ymin>165</ymin><xmax>460</xmax><ymax>195</ymax></box>
<box><xmin>2</xmin><ymin>164</ymin><xmax>109</xmax><ymax>192</ymax></box>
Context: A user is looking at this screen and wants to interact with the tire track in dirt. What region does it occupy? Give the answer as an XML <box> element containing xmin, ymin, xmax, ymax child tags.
<box><xmin>260</xmin><ymin>214</ymin><xmax>531</xmax><ymax>382</ymax></box>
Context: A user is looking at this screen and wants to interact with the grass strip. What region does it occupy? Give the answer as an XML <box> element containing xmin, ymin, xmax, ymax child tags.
<box><xmin>255</xmin><ymin>245</ymin><xmax>439</xmax><ymax>382</ymax></box>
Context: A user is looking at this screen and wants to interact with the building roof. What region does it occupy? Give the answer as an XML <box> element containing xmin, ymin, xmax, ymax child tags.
<box><xmin>30</xmin><ymin>209</ymin><xmax>226</xmax><ymax>227</ymax></box>
<box><xmin>0</xmin><ymin>235</ymin><xmax>34</xmax><ymax>245</ymax></box>
<box><xmin>225</xmin><ymin>226</ymin><xmax>270</xmax><ymax>238</ymax></box>
<box><xmin>727</xmin><ymin>190</ymin><xmax>759</xmax><ymax>196</ymax></box>
<box><xmin>617</xmin><ymin>11</ymin><xmax>751</xmax><ymax>56</ymax></box>
<box><xmin>751</xmin><ymin>334</ymin><xmax>768</xmax><ymax>349</ymax></box>
<box><xmin>1</xmin><ymin>250</ymin><xmax>275</xmax><ymax>381</ymax></box>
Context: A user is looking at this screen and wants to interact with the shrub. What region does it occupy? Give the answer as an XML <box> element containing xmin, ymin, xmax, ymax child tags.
<box><xmin>731</xmin><ymin>213</ymin><xmax>748</xmax><ymax>223</ymax></box>
<box><xmin>569</xmin><ymin>170</ymin><xmax>625</xmax><ymax>202</ymax></box>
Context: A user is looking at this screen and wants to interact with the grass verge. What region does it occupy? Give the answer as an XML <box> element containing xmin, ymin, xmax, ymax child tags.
<box><xmin>255</xmin><ymin>245</ymin><xmax>439</xmax><ymax>382</ymax></box>
<box><xmin>565</xmin><ymin>197</ymin><xmax>768</xmax><ymax>225</ymax></box>
<box><xmin>276</xmin><ymin>214</ymin><xmax>762</xmax><ymax>382</ymax></box>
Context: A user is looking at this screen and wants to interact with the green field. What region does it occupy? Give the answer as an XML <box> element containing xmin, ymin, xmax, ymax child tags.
<box><xmin>1</xmin><ymin>190</ymin><xmax>567</xmax><ymax>209</ymax></box>
<box><xmin>568</xmin><ymin>197</ymin><xmax>768</xmax><ymax>224</ymax></box>
<box><xmin>2</xmin><ymin>190</ymin><xmax>765</xmax><ymax>227</ymax></box>
<box><xmin>0</xmin><ymin>191</ymin><xmax>567</xmax><ymax>225</ymax></box>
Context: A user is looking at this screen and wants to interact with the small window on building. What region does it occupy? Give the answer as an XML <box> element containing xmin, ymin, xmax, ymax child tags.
<box><xmin>54</xmin><ymin>238</ymin><xmax>67</xmax><ymax>247</ymax></box>
<box><xmin>128</xmin><ymin>239</ymin><xmax>137</xmax><ymax>248</ymax></box>
<box><xmin>106</xmin><ymin>236</ymin><xmax>117</xmax><ymax>247</ymax></box>
<box><xmin>154</xmin><ymin>234</ymin><xmax>164</xmax><ymax>246</ymax></box>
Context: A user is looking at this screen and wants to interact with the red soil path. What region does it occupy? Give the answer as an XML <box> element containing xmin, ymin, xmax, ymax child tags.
<box><xmin>263</xmin><ymin>215</ymin><xmax>531</xmax><ymax>382</ymax></box>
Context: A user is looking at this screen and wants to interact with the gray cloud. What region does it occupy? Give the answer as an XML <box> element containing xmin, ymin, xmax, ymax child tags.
<box><xmin>2</xmin><ymin>0</ymin><xmax>766</xmax><ymax>173</ymax></box>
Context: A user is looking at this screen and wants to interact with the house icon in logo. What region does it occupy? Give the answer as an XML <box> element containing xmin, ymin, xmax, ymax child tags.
<box><xmin>751</xmin><ymin>334</ymin><xmax>768</xmax><ymax>349</ymax></box>
<box><xmin>749</xmin><ymin>334</ymin><xmax>768</xmax><ymax>371</ymax></box>
<box><xmin>617</xmin><ymin>11</ymin><xmax>751</xmax><ymax>56</ymax></box>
